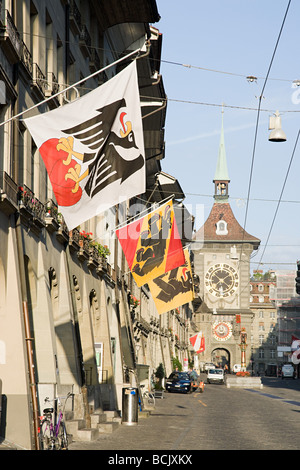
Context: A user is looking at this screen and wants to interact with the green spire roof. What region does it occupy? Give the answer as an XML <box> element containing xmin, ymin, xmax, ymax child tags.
<box><xmin>214</xmin><ymin>111</ymin><xmax>230</xmax><ymax>182</ymax></box>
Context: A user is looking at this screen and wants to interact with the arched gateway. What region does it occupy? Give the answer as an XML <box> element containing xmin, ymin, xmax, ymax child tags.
<box><xmin>211</xmin><ymin>347</ymin><xmax>230</xmax><ymax>369</ymax></box>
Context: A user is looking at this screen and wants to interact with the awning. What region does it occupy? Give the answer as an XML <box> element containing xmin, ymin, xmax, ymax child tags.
<box><xmin>147</xmin><ymin>171</ymin><xmax>185</xmax><ymax>202</ymax></box>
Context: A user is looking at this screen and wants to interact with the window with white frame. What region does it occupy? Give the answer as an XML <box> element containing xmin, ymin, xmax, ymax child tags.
<box><xmin>270</xmin><ymin>335</ymin><xmax>276</xmax><ymax>345</ymax></box>
<box><xmin>270</xmin><ymin>349</ymin><xmax>276</xmax><ymax>359</ymax></box>
<box><xmin>259</xmin><ymin>335</ymin><xmax>264</xmax><ymax>345</ymax></box>
<box><xmin>259</xmin><ymin>348</ymin><xmax>264</xmax><ymax>358</ymax></box>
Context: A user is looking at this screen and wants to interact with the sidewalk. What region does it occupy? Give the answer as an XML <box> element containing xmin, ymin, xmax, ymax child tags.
<box><xmin>0</xmin><ymin>439</ymin><xmax>19</xmax><ymax>450</ymax></box>
<box><xmin>68</xmin><ymin>398</ymin><xmax>166</xmax><ymax>451</ymax></box>
<box><xmin>0</xmin><ymin>395</ymin><xmax>167</xmax><ymax>451</ymax></box>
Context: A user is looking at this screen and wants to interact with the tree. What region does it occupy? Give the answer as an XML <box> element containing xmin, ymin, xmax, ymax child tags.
<box><xmin>154</xmin><ymin>363</ymin><xmax>165</xmax><ymax>390</ymax></box>
<box><xmin>171</xmin><ymin>357</ymin><xmax>182</xmax><ymax>371</ymax></box>
<box><xmin>155</xmin><ymin>363</ymin><xmax>165</xmax><ymax>380</ymax></box>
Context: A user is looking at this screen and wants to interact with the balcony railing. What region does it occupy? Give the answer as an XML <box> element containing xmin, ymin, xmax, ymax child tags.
<box><xmin>69</xmin><ymin>228</ymin><xmax>81</xmax><ymax>251</ymax></box>
<box><xmin>44</xmin><ymin>72</ymin><xmax>60</xmax><ymax>108</ymax></box>
<box><xmin>0</xmin><ymin>171</ymin><xmax>18</xmax><ymax>215</ymax></box>
<box><xmin>21</xmin><ymin>40</ymin><xmax>33</xmax><ymax>76</ymax></box>
<box><xmin>69</xmin><ymin>0</ymin><xmax>82</xmax><ymax>35</ymax></box>
<box><xmin>0</xmin><ymin>9</ymin><xmax>23</xmax><ymax>63</ymax></box>
<box><xmin>79</xmin><ymin>24</ymin><xmax>91</xmax><ymax>58</ymax></box>
<box><xmin>45</xmin><ymin>72</ymin><xmax>59</xmax><ymax>96</ymax></box>
<box><xmin>18</xmin><ymin>184</ymin><xmax>45</xmax><ymax>229</ymax></box>
<box><xmin>32</xmin><ymin>63</ymin><xmax>47</xmax><ymax>96</ymax></box>
<box><xmin>56</xmin><ymin>212</ymin><xmax>69</xmax><ymax>244</ymax></box>
<box><xmin>45</xmin><ymin>199</ymin><xmax>60</xmax><ymax>233</ymax></box>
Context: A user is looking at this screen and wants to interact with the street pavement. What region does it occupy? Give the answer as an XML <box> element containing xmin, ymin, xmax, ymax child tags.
<box><xmin>68</xmin><ymin>374</ymin><xmax>300</xmax><ymax>451</ymax></box>
<box><xmin>2</xmin><ymin>374</ymin><xmax>300</xmax><ymax>453</ymax></box>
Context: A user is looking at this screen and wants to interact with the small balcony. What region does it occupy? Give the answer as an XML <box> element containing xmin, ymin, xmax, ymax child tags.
<box><xmin>68</xmin><ymin>228</ymin><xmax>81</xmax><ymax>252</ymax></box>
<box><xmin>18</xmin><ymin>184</ymin><xmax>46</xmax><ymax>232</ymax></box>
<box><xmin>87</xmin><ymin>245</ymin><xmax>100</xmax><ymax>269</ymax></box>
<box><xmin>0</xmin><ymin>171</ymin><xmax>18</xmax><ymax>216</ymax></box>
<box><xmin>44</xmin><ymin>199</ymin><xmax>60</xmax><ymax>233</ymax></box>
<box><xmin>77</xmin><ymin>236</ymin><xmax>90</xmax><ymax>262</ymax></box>
<box><xmin>79</xmin><ymin>24</ymin><xmax>91</xmax><ymax>58</ymax></box>
<box><xmin>20</xmin><ymin>40</ymin><xmax>33</xmax><ymax>77</ymax></box>
<box><xmin>44</xmin><ymin>72</ymin><xmax>60</xmax><ymax>108</ymax></box>
<box><xmin>69</xmin><ymin>0</ymin><xmax>82</xmax><ymax>35</ymax></box>
<box><xmin>56</xmin><ymin>213</ymin><xmax>69</xmax><ymax>244</ymax></box>
<box><xmin>31</xmin><ymin>63</ymin><xmax>47</xmax><ymax>97</ymax></box>
<box><xmin>0</xmin><ymin>9</ymin><xmax>23</xmax><ymax>64</ymax></box>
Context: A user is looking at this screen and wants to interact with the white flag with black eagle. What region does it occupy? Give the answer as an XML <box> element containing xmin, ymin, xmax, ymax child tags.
<box><xmin>24</xmin><ymin>61</ymin><xmax>145</xmax><ymax>230</ymax></box>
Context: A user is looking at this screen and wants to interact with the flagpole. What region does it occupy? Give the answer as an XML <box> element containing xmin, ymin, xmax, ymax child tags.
<box><xmin>0</xmin><ymin>47</ymin><xmax>141</xmax><ymax>129</ymax></box>
<box><xmin>114</xmin><ymin>194</ymin><xmax>175</xmax><ymax>233</ymax></box>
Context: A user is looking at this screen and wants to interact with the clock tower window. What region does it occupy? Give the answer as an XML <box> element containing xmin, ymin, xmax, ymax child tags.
<box><xmin>216</xmin><ymin>219</ymin><xmax>228</xmax><ymax>235</ymax></box>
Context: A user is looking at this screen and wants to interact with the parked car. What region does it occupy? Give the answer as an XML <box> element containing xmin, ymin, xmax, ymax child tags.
<box><xmin>281</xmin><ymin>364</ymin><xmax>295</xmax><ymax>379</ymax></box>
<box><xmin>207</xmin><ymin>368</ymin><xmax>224</xmax><ymax>384</ymax></box>
<box><xmin>204</xmin><ymin>363</ymin><xmax>215</xmax><ymax>373</ymax></box>
<box><xmin>166</xmin><ymin>372</ymin><xmax>191</xmax><ymax>393</ymax></box>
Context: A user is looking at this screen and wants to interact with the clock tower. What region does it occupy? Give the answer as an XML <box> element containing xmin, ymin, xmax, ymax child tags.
<box><xmin>192</xmin><ymin>114</ymin><xmax>260</xmax><ymax>371</ymax></box>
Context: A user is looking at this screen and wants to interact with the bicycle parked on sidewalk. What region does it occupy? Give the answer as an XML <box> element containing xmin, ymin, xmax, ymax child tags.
<box><xmin>38</xmin><ymin>392</ymin><xmax>74</xmax><ymax>450</ymax></box>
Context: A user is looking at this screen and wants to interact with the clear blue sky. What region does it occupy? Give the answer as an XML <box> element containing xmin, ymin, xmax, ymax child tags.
<box><xmin>155</xmin><ymin>0</ymin><xmax>300</xmax><ymax>274</ymax></box>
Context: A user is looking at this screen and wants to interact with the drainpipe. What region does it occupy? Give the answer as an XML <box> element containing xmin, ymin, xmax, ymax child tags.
<box><xmin>12</xmin><ymin>39</ymin><xmax>39</xmax><ymax>446</ymax></box>
<box><xmin>15</xmin><ymin>215</ymin><xmax>40</xmax><ymax>450</ymax></box>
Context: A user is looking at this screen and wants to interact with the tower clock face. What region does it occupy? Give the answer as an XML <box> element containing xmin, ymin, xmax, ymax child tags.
<box><xmin>205</xmin><ymin>263</ymin><xmax>239</xmax><ymax>297</ymax></box>
<box><xmin>213</xmin><ymin>321</ymin><xmax>232</xmax><ymax>341</ymax></box>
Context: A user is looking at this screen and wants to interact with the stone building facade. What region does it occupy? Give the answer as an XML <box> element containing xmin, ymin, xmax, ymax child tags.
<box><xmin>250</xmin><ymin>278</ymin><xmax>277</xmax><ymax>375</ymax></box>
<box><xmin>0</xmin><ymin>0</ymin><xmax>193</xmax><ymax>449</ymax></box>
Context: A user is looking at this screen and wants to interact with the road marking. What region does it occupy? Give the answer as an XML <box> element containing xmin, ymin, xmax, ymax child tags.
<box><xmin>198</xmin><ymin>400</ymin><xmax>207</xmax><ymax>407</ymax></box>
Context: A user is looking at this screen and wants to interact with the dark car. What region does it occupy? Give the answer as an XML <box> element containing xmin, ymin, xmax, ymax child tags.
<box><xmin>166</xmin><ymin>372</ymin><xmax>191</xmax><ymax>394</ymax></box>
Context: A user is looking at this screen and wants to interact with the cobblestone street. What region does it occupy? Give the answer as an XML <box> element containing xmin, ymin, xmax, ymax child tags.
<box><xmin>68</xmin><ymin>376</ymin><xmax>300</xmax><ymax>452</ymax></box>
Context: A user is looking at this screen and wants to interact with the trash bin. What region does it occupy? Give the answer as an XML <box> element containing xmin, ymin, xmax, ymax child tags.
<box><xmin>121</xmin><ymin>387</ymin><xmax>138</xmax><ymax>426</ymax></box>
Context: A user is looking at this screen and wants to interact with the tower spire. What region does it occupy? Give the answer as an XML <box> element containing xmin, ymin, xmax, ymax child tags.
<box><xmin>213</xmin><ymin>105</ymin><xmax>230</xmax><ymax>201</ymax></box>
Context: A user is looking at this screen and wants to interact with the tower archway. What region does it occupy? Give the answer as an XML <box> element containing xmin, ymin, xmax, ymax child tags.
<box><xmin>212</xmin><ymin>347</ymin><xmax>230</xmax><ymax>369</ymax></box>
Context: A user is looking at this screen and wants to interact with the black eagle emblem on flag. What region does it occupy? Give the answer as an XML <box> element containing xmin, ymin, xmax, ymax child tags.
<box><xmin>24</xmin><ymin>61</ymin><xmax>144</xmax><ymax>230</ymax></box>
<box><xmin>58</xmin><ymin>98</ymin><xmax>144</xmax><ymax>199</ymax></box>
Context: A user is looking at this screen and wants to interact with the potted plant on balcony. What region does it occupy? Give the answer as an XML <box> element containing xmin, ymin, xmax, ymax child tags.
<box><xmin>95</xmin><ymin>243</ymin><xmax>110</xmax><ymax>259</ymax></box>
<box><xmin>129</xmin><ymin>295</ymin><xmax>140</xmax><ymax>310</ymax></box>
<box><xmin>79</xmin><ymin>230</ymin><xmax>93</xmax><ymax>244</ymax></box>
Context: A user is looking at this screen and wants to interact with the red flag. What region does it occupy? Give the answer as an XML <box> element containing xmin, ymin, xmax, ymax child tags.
<box><xmin>189</xmin><ymin>332</ymin><xmax>205</xmax><ymax>353</ymax></box>
<box><xmin>116</xmin><ymin>200</ymin><xmax>185</xmax><ymax>287</ymax></box>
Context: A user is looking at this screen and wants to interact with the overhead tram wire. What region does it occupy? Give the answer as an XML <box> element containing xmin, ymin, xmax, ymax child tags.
<box><xmin>239</xmin><ymin>0</ymin><xmax>292</xmax><ymax>267</ymax></box>
<box><xmin>23</xmin><ymin>29</ymin><xmax>298</xmax><ymax>86</ymax></box>
<box><xmin>161</xmin><ymin>59</ymin><xmax>293</xmax><ymax>83</ymax></box>
<box><xmin>255</xmin><ymin>128</ymin><xmax>300</xmax><ymax>269</ymax></box>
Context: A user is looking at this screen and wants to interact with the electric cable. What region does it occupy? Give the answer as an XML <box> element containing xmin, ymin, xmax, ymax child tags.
<box><xmin>22</xmin><ymin>31</ymin><xmax>298</xmax><ymax>85</ymax></box>
<box><xmin>239</xmin><ymin>0</ymin><xmax>292</xmax><ymax>267</ymax></box>
<box><xmin>255</xmin><ymin>127</ymin><xmax>300</xmax><ymax>269</ymax></box>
